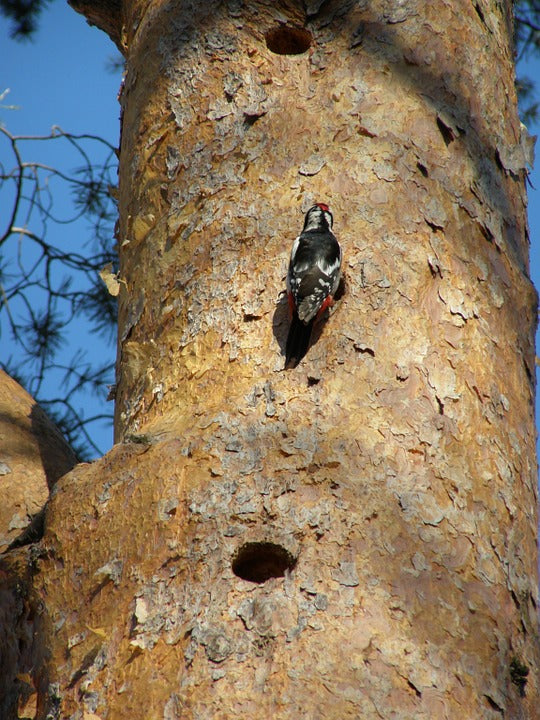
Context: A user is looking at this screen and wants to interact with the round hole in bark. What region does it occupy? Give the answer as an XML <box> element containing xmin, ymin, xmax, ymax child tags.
<box><xmin>232</xmin><ymin>542</ymin><xmax>296</xmax><ymax>582</ymax></box>
<box><xmin>265</xmin><ymin>25</ymin><xmax>312</xmax><ymax>55</ymax></box>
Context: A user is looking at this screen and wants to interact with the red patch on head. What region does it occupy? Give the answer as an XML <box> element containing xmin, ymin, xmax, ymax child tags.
<box><xmin>316</xmin><ymin>203</ymin><xmax>330</xmax><ymax>212</ymax></box>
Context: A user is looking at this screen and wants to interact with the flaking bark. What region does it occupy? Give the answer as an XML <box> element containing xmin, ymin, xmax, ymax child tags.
<box><xmin>2</xmin><ymin>1</ymin><xmax>538</xmax><ymax>718</ymax></box>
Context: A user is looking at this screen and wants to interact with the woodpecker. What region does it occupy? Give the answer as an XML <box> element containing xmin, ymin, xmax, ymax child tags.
<box><xmin>285</xmin><ymin>203</ymin><xmax>342</xmax><ymax>368</ymax></box>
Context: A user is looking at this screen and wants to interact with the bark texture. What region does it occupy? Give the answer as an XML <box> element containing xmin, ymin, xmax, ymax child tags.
<box><xmin>0</xmin><ymin>369</ymin><xmax>77</xmax><ymax>552</ymax></box>
<box><xmin>5</xmin><ymin>0</ymin><xmax>540</xmax><ymax>718</ymax></box>
<box><xmin>0</xmin><ymin>370</ymin><xmax>76</xmax><ymax>718</ymax></box>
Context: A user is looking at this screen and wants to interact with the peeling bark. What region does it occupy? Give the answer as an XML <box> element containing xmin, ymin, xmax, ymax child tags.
<box><xmin>2</xmin><ymin>1</ymin><xmax>539</xmax><ymax>718</ymax></box>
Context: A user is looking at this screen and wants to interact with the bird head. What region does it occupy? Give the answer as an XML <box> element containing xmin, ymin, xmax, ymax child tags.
<box><xmin>303</xmin><ymin>203</ymin><xmax>333</xmax><ymax>231</ymax></box>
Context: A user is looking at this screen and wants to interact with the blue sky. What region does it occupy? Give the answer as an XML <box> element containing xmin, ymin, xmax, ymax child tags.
<box><xmin>1</xmin><ymin>3</ymin><xmax>121</xmax><ymax>456</ymax></box>
<box><xmin>2</xmin><ymin>3</ymin><xmax>540</xmax><ymax>458</ymax></box>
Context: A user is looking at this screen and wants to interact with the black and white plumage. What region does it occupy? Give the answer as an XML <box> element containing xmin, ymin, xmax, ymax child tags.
<box><xmin>285</xmin><ymin>203</ymin><xmax>342</xmax><ymax>368</ymax></box>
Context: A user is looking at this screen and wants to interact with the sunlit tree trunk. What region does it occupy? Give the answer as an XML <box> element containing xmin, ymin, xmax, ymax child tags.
<box><xmin>2</xmin><ymin>0</ymin><xmax>538</xmax><ymax>717</ymax></box>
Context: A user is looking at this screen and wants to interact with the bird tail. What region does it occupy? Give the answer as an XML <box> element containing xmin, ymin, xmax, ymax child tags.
<box><xmin>285</xmin><ymin>312</ymin><xmax>314</xmax><ymax>369</ymax></box>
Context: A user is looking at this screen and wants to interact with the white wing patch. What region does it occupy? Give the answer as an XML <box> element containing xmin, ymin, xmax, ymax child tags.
<box><xmin>289</xmin><ymin>235</ymin><xmax>300</xmax><ymax>260</ymax></box>
<box><xmin>286</xmin><ymin>235</ymin><xmax>301</xmax><ymax>292</ymax></box>
<box><xmin>316</xmin><ymin>256</ymin><xmax>340</xmax><ymax>275</ymax></box>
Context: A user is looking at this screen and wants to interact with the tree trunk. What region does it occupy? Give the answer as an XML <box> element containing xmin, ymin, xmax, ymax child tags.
<box><xmin>0</xmin><ymin>371</ymin><xmax>77</xmax><ymax>719</ymax></box>
<box><xmin>3</xmin><ymin>0</ymin><xmax>539</xmax><ymax>718</ymax></box>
